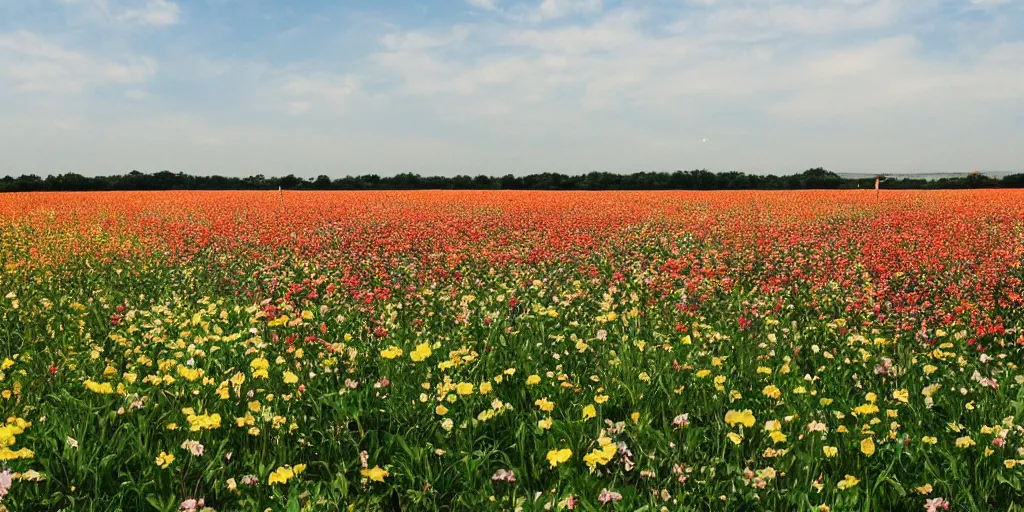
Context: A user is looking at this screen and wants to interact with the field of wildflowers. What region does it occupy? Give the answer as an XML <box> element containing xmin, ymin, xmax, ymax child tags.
<box><xmin>1</xmin><ymin>190</ymin><xmax>1023</xmax><ymax>511</ymax></box>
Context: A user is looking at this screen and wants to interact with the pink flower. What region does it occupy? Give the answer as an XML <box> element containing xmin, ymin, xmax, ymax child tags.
<box><xmin>491</xmin><ymin>468</ymin><xmax>516</xmax><ymax>483</ymax></box>
<box><xmin>807</xmin><ymin>421</ymin><xmax>828</xmax><ymax>433</ymax></box>
<box><xmin>181</xmin><ymin>440</ymin><xmax>205</xmax><ymax>457</ymax></box>
<box><xmin>874</xmin><ymin>357</ymin><xmax>893</xmax><ymax>376</ymax></box>
<box><xmin>566</xmin><ymin>496</ymin><xmax>578</xmax><ymax>509</ymax></box>
<box><xmin>924</xmin><ymin>497</ymin><xmax>950</xmax><ymax>512</ymax></box>
<box><xmin>0</xmin><ymin>470</ymin><xmax>12</xmax><ymax>500</ymax></box>
<box><xmin>179</xmin><ymin>498</ymin><xmax>205</xmax><ymax>511</ymax></box>
<box><xmin>598</xmin><ymin>488</ymin><xmax>623</xmax><ymax>504</ymax></box>
<box><xmin>672</xmin><ymin>413</ymin><xmax>690</xmax><ymax>428</ymax></box>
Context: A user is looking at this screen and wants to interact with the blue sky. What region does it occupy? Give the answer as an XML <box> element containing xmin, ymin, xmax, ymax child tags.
<box><xmin>0</xmin><ymin>0</ymin><xmax>1021</xmax><ymax>177</ymax></box>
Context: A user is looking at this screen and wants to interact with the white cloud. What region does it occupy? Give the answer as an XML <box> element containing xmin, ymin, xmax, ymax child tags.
<box><xmin>466</xmin><ymin>0</ymin><xmax>498</xmax><ymax>11</ymax></box>
<box><xmin>117</xmin><ymin>0</ymin><xmax>181</xmax><ymax>27</ymax></box>
<box><xmin>125</xmin><ymin>89</ymin><xmax>150</xmax><ymax>100</ymax></box>
<box><xmin>57</xmin><ymin>0</ymin><xmax>181</xmax><ymax>27</ymax></box>
<box><xmin>0</xmin><ymin>31</ymin><xmax>155</xmax><ymax>93</ymax></box>
<box><xmin>971</xmin><ymin>0</ymin><xmax>1018</xmax><ymax>5</ymax></box>
<box><xmin>280</xmin><ymin>73</ymin><xmax>360</xmax><ymax>110</ymax></box>
<box><xmin>537</xmin><ymin>0</ymin><xmax>602</xmax><ymax>20</ymax></box>
<box><xmin>506</xmin><ymin>0</ymin><xmax>603</xmax><ymax>22</ymax></box>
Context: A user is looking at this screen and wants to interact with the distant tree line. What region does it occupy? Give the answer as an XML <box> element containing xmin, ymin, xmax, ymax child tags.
<box><xmin>1</xmin><ymin>168</ymin><xmax>1022</xmax><ymax>192</ymax></box>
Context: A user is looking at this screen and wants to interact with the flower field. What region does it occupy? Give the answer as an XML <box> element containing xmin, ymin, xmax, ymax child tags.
<box><xmin>1</xmin><ymin>190</ymin><xmax>1024</xmax><ymax>511</ymax></box>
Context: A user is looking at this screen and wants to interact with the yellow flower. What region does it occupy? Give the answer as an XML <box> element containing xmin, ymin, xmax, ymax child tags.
<box><xmin>186</xmin><ymin>413</ymin><xmax>222</xmax><ymax>431</ymax></box>
<box><xmin>763</xmin><ymin>385</ymin><xmax>781</xmax><ymax>399</ymax></box>
<box><xmin>865</xmin><ymin>393</ymin><xmax>877</xmax><ymax>403</ymax></box>
<box><xmin>380</xmin><ymin>346</ymin><xmax>403</xmax><ymax>359</ymax></box>
<box><xmin>410</xmin><ymin>343</ymin><xmax>432</xmax><ymax>362</ymax></box>
<box><xmin>837</xmin><ymin>475</ymin><xmax>860</xmax><ymax>490</ymax></box>
<box><xmin>823</xmin><ymin>446</ymin><xmax>838</xmax><ymax>457</ymax></box>
<box><xmin>583</xmin><ymin>438</ymin><xmax>618</xmax><ymax>470</ymax></box>
<box><xmin>435</xmin><ymin>405</ymin><xmax>448</xmax><ymax>416</ymax></box>
<box><xmin>860</xmin><ymin>437</ymin><xmax>875</xmax><ymax>457</ymax></box>
<box><xmin>479</xmin><ymin>382</ymin><xmax>493</xmax><ymax>395</ymax></box>
<box><xmin>250</xmin><ymin>358</ymin><xmax>270</xmax><ymax>379</ymax></box>
<box><xmin>155</xmin><ymin>451</ymin><xmax>175</xmax><ymax>469</ymax></box>
<box><xmin>268</xmin><ymin>466</ymin><xmax>295</xmax><ymax>485</ymax></box>
<box><xmin>84</xmin><ymin>380</ymin><xmax>113</xmax><ymax>394</ymax></box>
<box><xmin>361</xmin><ymin>465</ymin><xmax>388</xmax><ymax>482</ymax></box>
<box><xmin>282</xmin><ymin>371</ymin><xmax>299</xmax><ymax>384</ymax></box>
<box><xmin>546</xmin><ymin>448</ymin><xmax>572</xmax><ymax>468</ymax></box>
<box><xmin>535</xmin><ymin>398</ymin><xmax>555</xmax><ymax>412</ymax></box>
<box><xmin>631</xmin><ymin>412</ymin><xmax>640</xmax><ymax>423</ymax></box>
<box><xmin>892</xmin><ymin>389</ymin><xmax>909</xmax><ymax>403</ymax></box>
<box><xmin>724</xmin><ymin>410</ymin><xmax>756</xmax><ymax>428</ymax></box>
<box><xmin>769</xmin><ymin>431</ymin><xmax>787</xmax><ymax>444</ymax></box>
<box><xmin>582</xmin><ymin>405</ymin><xmax>597</xmax><ymax>421</ymax></box>
<box><xmin>526</xmin><ymin>374</ymin><xmax>541</xmax><ymax>386</ymax></box>
<box><xmin>215</xmin><ymin>381</ymin><xmax>230</xmax><ymax>400</ymax></box>
<box><xmin>538</xmin><ymin>417</ymin><xmax>553</xmax><ymax>430</ymax></box>
<box><xmin>853</xmin><ymin>403</ymin><xmax>879</xmax><ymax>416</ymax></box>
<box><xmin>594</xmin><ymin>395</ymin><xmax>609</xmax><ymax>404</ymax></box>
<box><xmin>922</xmin><ymin>436</ymin><xmax>938</xmax><ymax>444</ymax></box>
<box><xmin>177</xmin><ymin>366</ymin><xmax>203</xmax><ymax>382</ymax></box>
<box><xmin>695</xmin><ymin>369</ymin><xmax>711</xmax><ymax>378</ymax></box>
<box><xmin>916</xmin><ymin>483</ymin><xmax>933</xmax><ymax>494</ymax></box>
<box><xmin>727</xmin><ymin>432</ymin><xmax>743</xmax><ymax>445</ymax></box>
<box><xmin>955</xmin><ymin>436</ymin><xmax>976</xmax><ymax>449</ymax></box>
<box><xmin>456</xmin><ymin>383</ymin><xmax>474</xmax><ymax>395</ymax></box>
<box><xmin>473</xmin><ymin>406</ymin><xmax>492</xmax><ymax>421</ymax></box>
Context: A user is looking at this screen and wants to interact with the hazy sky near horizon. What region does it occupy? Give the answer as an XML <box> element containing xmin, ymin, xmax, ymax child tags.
<box><xmin>0</xmin><ymin>0</ymin><xmax>1022</xmax><ymax>178</ymax></box>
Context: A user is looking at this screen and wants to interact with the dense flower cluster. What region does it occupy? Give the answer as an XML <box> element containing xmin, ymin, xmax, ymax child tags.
<box><xmin>0</xmin><ymin>190</ymin><xmax>1023</xmax><ymax>510</ymax></box>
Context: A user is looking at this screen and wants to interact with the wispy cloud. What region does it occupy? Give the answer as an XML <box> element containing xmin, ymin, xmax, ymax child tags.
<box><xmin>57</xmin><ymin>0</ymin><xmax>182</xmax><ymax>27</ymax></box>
<box><xmin>0</xmin><ymin>30</ymin><xmax>155</xmax><ymax>93</ymax></box>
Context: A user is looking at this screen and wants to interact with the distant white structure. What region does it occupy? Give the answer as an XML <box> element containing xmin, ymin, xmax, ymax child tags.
<box><xmin>701</xmin><ymin>137</ymin><xmax>710</xmax><ymax>143</ymax></box>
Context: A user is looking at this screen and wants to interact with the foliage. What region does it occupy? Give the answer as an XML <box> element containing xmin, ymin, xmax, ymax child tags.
<box><xmin>0</xmin><ymin>169</ymin><xmax>1019</xmax><ymax>192</ymax></box>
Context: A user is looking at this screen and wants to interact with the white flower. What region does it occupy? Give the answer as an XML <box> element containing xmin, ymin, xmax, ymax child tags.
<box><xmin>180</xmin><ymin>440</ymin><xmax>205</xmax><ymax>457</ymax></box>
